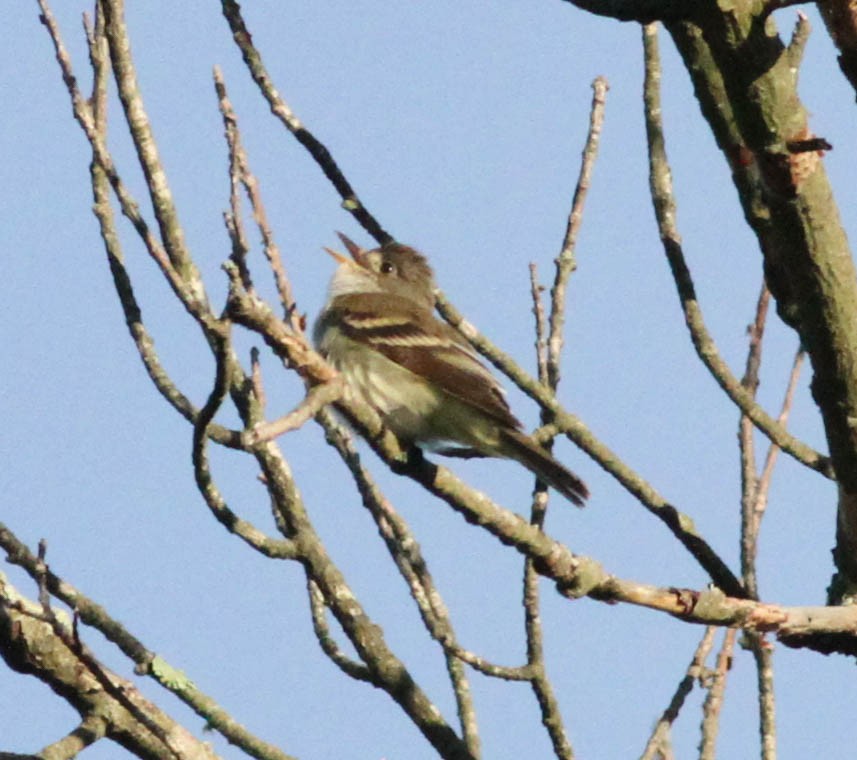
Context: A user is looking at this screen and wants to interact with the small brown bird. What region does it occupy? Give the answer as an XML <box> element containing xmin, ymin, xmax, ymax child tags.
<box><xmin>314</xmin><ymin>234</ymin><xmax>588</xmax><ymax>506</ymax></box>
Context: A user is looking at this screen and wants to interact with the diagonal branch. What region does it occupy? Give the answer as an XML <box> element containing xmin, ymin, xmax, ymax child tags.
<box><xmin>191</xmin><ymin>322</ymin><xmax>300</xmax><ymax>556</ymax></box>
<box><xmin>0</xmin><ymin>522</ymin><xmax>296</xmax><ymax>760</ymax></box>
<box><xmin>0</xmin><ymin>573</ymin><xmax>222</xmax><ymax>760</ymax></box>
<box><xmin>220</xmin><ymin>0</ymin><xmax>392</xmax><ymax>246</ymax></box>
<box><xmin>214</xmin><ymin>66</ymin><xmax>300</xmax><ymax>322</ymax></box>
<box><xmin>438</xmin><ymin>293</ymin><xmax>745</xmax><ymax>598</ymax></box>
<box><xmin>100</xmin><ymin>0</ymin><xmax>201</xmax><ymax>286</ymax></box>
<box><xmin>316</xmin><ymin>410</ymin><xmax>483</xmax><ymax>753</ymax></box>
<box><xmin>639</xmin><ymin>627</ymin><xmax>716</xmax><ymax>760</ymax></box>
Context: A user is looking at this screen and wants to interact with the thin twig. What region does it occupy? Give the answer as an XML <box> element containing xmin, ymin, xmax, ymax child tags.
<box><xmin>214</xmin><ymin>66</ymin><xmax>299</xmax><ymax>322</ymax></box>
<box><xmin>748</xmin><ymin>633</ymin><xmax>777</xmax><ymax>760</ymax></box>
<box><xmin>547</xmin><ymin>76</ymin><xmax>608</xmax><ymax>390</ymax></box>
<box><xmin>101</xmin><ymin>0</ymin><xmax>200</xmax><ymax>286</ymax></box>
<box><xmin>527</xmin><ymin>265</ymin><xmax>574</xmax><ymax>759</ymax></box>
<box><xmin>220</xmin><ymin>0</ymin><xmax>392</xmax><ymax>246</ymax></box>
<box><xmin>246</xmin><ymin>379</ymin><xmax>344</xmax><ymax>444</ymax></box>
<box><xmin>316</xmin><ymin>410</ymin><xmax>484</xmax><ymax>751</ymax></box>
<box><xmin>191</xmin><ymin>323</ymin><xmax>300</xmax><ymax>557</ymax></box>
<box><xmin>755</xmin><ymin>347</ymin><xmax>806</xmax><ymax>516</ymax></box>
<box><xmin>306</xmin><ymin>579</ymin><xmax>375</xmax><ymax>683</ymax></box>
<box><xmin>530</xmin><ymin>264</ymin><xmax>550</xmax><ymax>386</ymax></box>
<box><xmin>639</xmin><ymin>627</ymin><xmax>717</xmax><ymax>760</ymax></box>
<box><xmin>699</xmin><ymin>628</ymin><xmax>736</xmax><ymax>760</ymax></box>
<box><xmin>739</xmin><ymin>282</ymin><xmax>770</xmax><ymax>599</ymax></box>
<box><xmin>220</xmin><ymin>79</ymin><xmax>254</xmax><ymax>293</ymax></box>
<box><xmin>250</xmin><ymin>346</ymin><xmax>266</xmax><ymax>411</ymax></box>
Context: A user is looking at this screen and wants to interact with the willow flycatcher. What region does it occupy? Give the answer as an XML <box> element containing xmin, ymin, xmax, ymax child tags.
<box><xmin>314</xmin><ymin>233</ymin><xmax>588</xmax><ymax>506</ymax></box>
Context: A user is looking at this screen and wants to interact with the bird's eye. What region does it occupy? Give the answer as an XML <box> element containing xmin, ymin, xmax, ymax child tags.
<box><xmin>380</xmin><ymin>261</ymin><xmax>395</xmax><ymax>275</ymax></box>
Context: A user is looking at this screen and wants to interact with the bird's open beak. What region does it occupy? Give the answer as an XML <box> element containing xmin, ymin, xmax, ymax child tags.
<box><xmin>324</xmin><ymin>231</ymin><xmax>370</xmax><ymax>269</ymax></box>
<box><xmin>324</xmin><ymin>232</ymin><xmax>371</xmax><ymax>269</ymax></box>
<box><xmin>323</xmin><ymin>246</ymin><xmax>352</xmax><ymax>266</ymax></box>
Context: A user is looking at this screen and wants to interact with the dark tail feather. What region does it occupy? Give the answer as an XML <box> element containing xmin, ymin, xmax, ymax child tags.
<box><xmin>500</xmin><ymin>428</ymin><xmax>589</xmax><ymax>507</ymax></box>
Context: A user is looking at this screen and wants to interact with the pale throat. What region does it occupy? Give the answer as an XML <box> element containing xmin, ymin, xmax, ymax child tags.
<box><xmin>327</xmin><ymin>264</ymin><xmax>382</xmax><ymax>300</ymax></box>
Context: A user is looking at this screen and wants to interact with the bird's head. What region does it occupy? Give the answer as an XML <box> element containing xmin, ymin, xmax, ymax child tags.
<box><xmin>324</xmin><ymin>232</ymin><xmax>436</xmax><ymax>308</ymax></box>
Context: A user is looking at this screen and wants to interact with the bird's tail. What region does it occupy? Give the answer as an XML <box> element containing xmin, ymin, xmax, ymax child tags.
<box><xmin>499</xmin><ymin>428</ymin><xmax>589</xmax><ymax>507</ymax></box>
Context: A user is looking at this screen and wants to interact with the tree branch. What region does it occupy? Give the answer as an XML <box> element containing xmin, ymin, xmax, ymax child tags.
<box><xmin>642</xmin><ymin>22</ymin><xmax>831</xmax><ymax>479</ymax></box>
<box><xmin>0</xmin><ymin>573</ymin><xmax>222</xmax><ymax>760</ymax></box>
<box><xmin>438</xmin><ymin>294</ymin><xmax>745</xmax><ymax>598</ymax></box>
<box><xmin>220</xmin><ymin>0</ymin><xmax>393</xmax><ymax>246</ymax></box>
<box><xmin>555</xmin><ymin>0</ymin><xmax>692</xmax><ymax>24</ymax></box>
<box><xmin>547</xmin><ymin>76</ymin><xmax>608</xmax><ymax>390</ymax></box>
<box><xmin>0</xmin><ymin>522</ymin><xmax>297</xmax><ymax>760</ymax></box>
<box><xmin>639</xmin><ymin>627</ymin><xmax>716</xmax><ymax>760</ymax></box>
<box><xmin>665</xmin><ymin>0</ymin><xmax>857</xmax><ymax>603</ymax></box>
<box><xmin>816</xmin><ymin>0</ymin><xmax>857</xmax><ymax>100</ymax></box>
<box><xmin>699</xmin><ymin>628</ymin><xmax>736</xmax><ymax>759</ymax></box>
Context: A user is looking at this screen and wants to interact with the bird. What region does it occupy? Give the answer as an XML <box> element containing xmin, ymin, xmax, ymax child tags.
<box><xmin>314</xmin><ymin>233</ymin><xmax>589</xmax><ymax>507</ymax></box>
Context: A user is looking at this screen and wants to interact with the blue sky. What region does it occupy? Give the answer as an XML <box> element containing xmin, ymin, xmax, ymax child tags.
<box><xmin>3</xmin><ymin>2</ymin><xmax>855</xmax><ymax>758</ymax></box>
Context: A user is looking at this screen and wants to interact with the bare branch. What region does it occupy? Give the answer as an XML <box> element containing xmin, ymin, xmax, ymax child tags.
<box><xmin>547</xmin><ymin>76</ymin><xmax>608</xmax><ymax>390</ymax></box>
<box><xmin>0</xmin><ymin>573</ymin><xmax>221</xmax><ymax>760</ymax></box>
<box><xmin>214</xmin><ymin>66</ymin><xmax>300</xmax><ymax>322</ymax></box>
<box><xmin>28</xmin><ymin>548</ymin><xmax>183</xmax><ymax>758</ymax></box>
<box><xmin>220</xmin><ymin>0</ymin><xmax>392</xmax><ymax>246</ymax></box>
<box><xmin>307</xmin><ymin>579</ymin><xmax>376</xmax><ymax>683</ymax></box>
<box><xmin>220</xmin><ymin>77</ymin><xmax>254</xmax><ymax>295</ymax></box>
<box><xmin>246</xmin><ymin>379</ymin><xmax>344</xmax><ymax>445</ymax></box>
<box><xmin>748</xmin><ymin>633</ymin><xmax>777</xmax><ymax>760</ymax></box>
<box><xmin>316</xmin><ymin>411</ymin><xmax>483</xmax><ymax>750</ymax></box>
<box><xmin>37</xmin><ymin>714</ymin><xmax>108</xmax><ymax>759</ymax></box>
<box><xmin>755</xmin><ymin>347</ymin><xmax>806</xmax><ymax>515</ymax></box>
<box><xmin>641</xmin><ymin>23</ymin><xmax>831</xmax><ymax>480</ymax></box>
<box><xmin>523</xmin><ymin>508</ymin><xmax>574</xmax><ymax>757</ymax></box>
<box><xmin>191</xmin><ymin>324</ymin><xmax>300</xmax><ymax>557</ymax></box>
<box><xmin>739</xmin><ymin>283</ymin><xmax>771</xmax><ymax>600</ymax></box>
<box><xmin>439</xmin><ymin>293</ymin><xmax>744</xmax><ymax>598</ymax></box>
<box><xmin>699</xmin><ymin>629</ymin><xmax>736</xmax><ymax>760</ymax></box>
<box><xmin>639</xmin><ymin>627</ymin><xmax>717</xmax><ymax>760</ymax></box>
<box><xmin>100</xmin><ymin>0</ymin><xmax>201</xmax><ymax>288</ymax></box>
<box><xmin>0</xmin><ymin>522</ymin><xmax>296</xmax><ymax>760</ymax></box>
<box><xmin>527</xmin><ymin>267</ymin><xmax>573</xmax><ymax>760</ymax></box>
<box><xmin>530</xmin><ymin>264</ymin><xmax>550</xmax><ymax>387</ymax></box>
